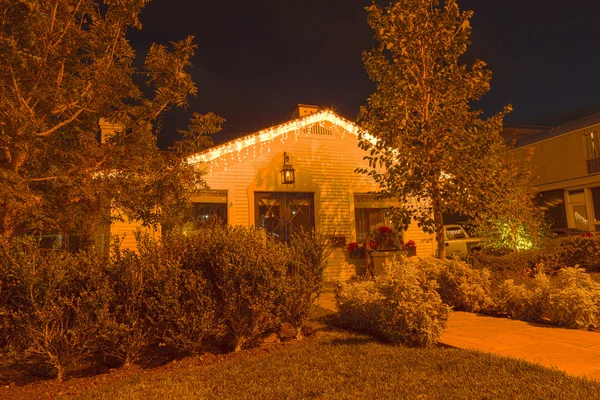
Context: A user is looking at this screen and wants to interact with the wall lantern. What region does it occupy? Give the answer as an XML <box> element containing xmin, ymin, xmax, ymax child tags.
<box><xmin>281</xmin><ymin>152</ymin><xmax>295</xmax><ymax>184</ymax></box>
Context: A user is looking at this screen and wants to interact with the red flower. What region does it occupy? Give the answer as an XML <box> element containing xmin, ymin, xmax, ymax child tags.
<box><xmin>581</xmin><ymin>232</ymin><xmax>594</xmax><ymax>238</ymax></box>
<box><xmin>406</xmin><ymin>240</ymin><xmax>416</xmax><ymax>248</ymax></box>
<box><xmin>377</xmin><ymin>226</ymin><xmax>392</xmax><ymax>235</ymax></box>
<box><xmin>369</xmin><ymin>239</ymin><xmax>378</xmax><ymax>249</ymax></box>
<box><xmin>347</xmin><ymin>242</ymin><xmax>359</xmax><ymax>251</ymax></box>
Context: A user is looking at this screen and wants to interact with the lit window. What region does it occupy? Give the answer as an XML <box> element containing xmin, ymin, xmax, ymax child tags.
<box><xmin>353</xmin><ymin>194</ymin><xmax>402</xmax><ymax>246</ymax></box>
<box><xmin>186</xmin><ymin>191</ymin><xmax>228</xmax><ymax>232</ymax></box>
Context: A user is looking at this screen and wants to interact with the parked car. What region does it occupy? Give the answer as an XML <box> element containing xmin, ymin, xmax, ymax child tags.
<box><xmin>444</xmin><ymin>224</ymin><xmax>481</xmax><ymax>256</ymax></box>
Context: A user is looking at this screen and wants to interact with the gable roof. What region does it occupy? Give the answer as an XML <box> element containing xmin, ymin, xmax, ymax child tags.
<box><xmin>514</xmin><ymin>111</ymin><xmax>600</xmax><ymax>148</ymax></box>
<box><xmin>187</xmin><ymin>109</ymin><xmax>362</xmax><ymax>164</ymax></box>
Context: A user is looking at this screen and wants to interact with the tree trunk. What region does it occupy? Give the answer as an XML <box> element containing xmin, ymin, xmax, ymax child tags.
<box><xmin>364</xmin><ymin>232</ymin><xmax>374</xmax><ymax>279</ymax></box>
<box><xmin>431</xmin><ymin>179</ymin><xmax>446</xmax><ymax>260</ymax></box>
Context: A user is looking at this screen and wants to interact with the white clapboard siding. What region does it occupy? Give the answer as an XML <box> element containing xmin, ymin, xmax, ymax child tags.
<box><xmin>108</xmin><ymin>115</ymin><xmax>435</xmax><ymax>274</ymax></box>
<box><xmin>203</xmin><ymin>119</ymin><xmax>435</xmax><ymax>280</ymax></box>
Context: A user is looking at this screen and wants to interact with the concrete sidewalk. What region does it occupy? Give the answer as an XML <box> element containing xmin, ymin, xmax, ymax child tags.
<box><xmin>316</xmin><ymin>290</ymin><xmax>600</xmax><ymax>381</ymax></box>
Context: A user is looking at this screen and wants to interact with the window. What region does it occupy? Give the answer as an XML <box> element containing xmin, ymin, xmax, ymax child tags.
<box><xmin>568</xmin><ymin>190</ymin><xmax>589</xmax><ymax>231</ymax></box>
<box><xmin>186</xmin><ymin>191</ymin><xmax>227</xmax><ymax>232</ymax></box>
<box><xmin>445</xmin><ymin>226</ymin><xmax>467</xmax><ymax>240</ymax></box>
<box><xmin>354</xmin><ymin>208</ymin><xmax>387</xmax><ymax>244</ymax></box>
<box><xmin>353</xmin><ymin>194</ymin><xmax>402</xmax><ymax>246</ymax></box>
<box><xmin>585</xmin><ymin>131</ymin><xmax>600</xmax><ymax>174</ymax></box>
<box><xmin>255</xmin><ymin>192</ymin><xmax>314</xmax><ymax>241</ymax></box>
<box><xmin>592</xmin><ymin>187</ymin><xmax>600</xmax><ymax>222</ymax></box>
<box><xmin>537</xmin><ymin>190</ymin><xmax>567</xmax><ymax>229</ymax></box>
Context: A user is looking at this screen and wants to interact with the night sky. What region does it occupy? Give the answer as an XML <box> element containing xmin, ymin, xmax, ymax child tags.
<box><xmin>127</xmin><ymin>0</ymin><xmax>600</xmax><ymax>147</ymax></box>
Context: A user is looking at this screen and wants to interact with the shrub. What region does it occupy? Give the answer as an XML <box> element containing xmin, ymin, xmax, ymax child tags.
<box><xmin>149</xmin><ymin>233</ymin><xmax>224</xmax><ymax>354</ymax></box>
<box><xmin>100</xmin><ymin>239</ymin><xmax>169</xmax><ymax>366</ymax></box>
<box><xmin>544</xmin><ymin>267</ymin><xmax>600</xmax><ymax>330</ymax></box>
<box><xmin>190</xmin><ymin>224</ymin><xmax>289</xmax><ymax>351</ymax></box>
<box><xmin>493</xmin><ymin>267</ymin><xmax>600</xmax><ymax>330</ymax></box>
<box><xmin>470</xmin><ymin>250</ymin><xmax>562</xmax><ymax>283</ymax></box>
<box><xmin>553</xmin><ymin>237</ymin><xmax>600</xmax><ymax>273</ymax></box>
<box><xmin>281</xmin><ymin>230</ymin><xmax>333</xmax><ymax>338</ymax></box>
<box><xmin>335</xmin><ymin>260</ymin><xmax>451</xmax><ymax>347</ymax></box>
<box><xmin>494</xmin><ymin>273</ymin><xmax>551</xmax><ymax>321</ymax></box>
<box><xmin>0</xmin><ymin>238</ymin><xmax>110</xmax><ymax>382</ymax></box>
<box><xmin>417</xmin><ymin>257</ymin><xmax>493</xmax><ymax>312</ymax></box>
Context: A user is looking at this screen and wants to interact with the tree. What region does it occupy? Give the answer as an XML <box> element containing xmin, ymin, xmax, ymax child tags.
<box><xmin>0</xmin><ymin>0</ymin><xmax>219</xmax><ymax>243</ymax></box>
<box><xmin>357</xmin><ymin>0</ymin><xmax>511</xmax><ymax>259</ymax></box>
<box><xmin>474</xmin><ymin>150</ymin><xmax>548</xmax><ymax>252</ymax></box>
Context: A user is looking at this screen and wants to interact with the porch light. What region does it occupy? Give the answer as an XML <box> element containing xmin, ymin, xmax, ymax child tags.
<box><xmin>281</xmin><ymin>152</ymin><xmax>295</xmax><ymax>184</ymax></box>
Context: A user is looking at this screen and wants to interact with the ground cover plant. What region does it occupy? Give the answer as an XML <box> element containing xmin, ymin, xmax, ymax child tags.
<box><xmin>3</xmin><ymin>307</ymin><xmax>599</xmax><ymax>400</ymax></box>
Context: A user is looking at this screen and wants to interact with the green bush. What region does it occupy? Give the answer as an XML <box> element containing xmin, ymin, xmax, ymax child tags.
<box><xmin>100</xmin><ymin>240</ymin><xmax>167</xmax><ymax>366</ymax></box>
<box><xmin>188</xmin><ymin>225</ymin><xmax>290</xmax><ymax>351</ymax></box>
<box><xmin>281</xmin><ymin>230</ymin><xmax>333</xmax><ymax>338</ymax></box>
<box><xmin>0</xmin><ymin>238</ymin><xmax>110</xmax><ymax>382</ymax></box>
<box><xmin>149</xmin><ymin>233</ymin><xmax>224</xmax><ymax>354</ymax></box>
<box><xmin>470</xmin><ymin>250</ymin><xmax>562</xmax><ymax>283</ymax></box>
<box><xmin>417</xmin><ymin>257</ymin><xmax>493</xmax><ymax>312</ymax></box>
<box><xmin>545</xmin><ymin>267</ymin><xmax>600</xmax><ymax>330</ymax></box>
<box><xmin>0</xmin><ymin>225</ymin><xmax>329</xmax><ymax>380</ymax></box>
<box><xmin>553</xmin><ymin>237</ymin><xmax>600</xmax><ymax>273</ymax></box>
<box><xmin>335</xmin><ymin>260</ymin><xmax>451</xmax><ymax>347</ymax></box>
<box><xmin>494</xmin><ymin>273</ymin><xmax>551</xmax><ymax>321</ymax></box>
<box><xmin>494</xmin><ymin>267</ymin><xmax>600</xmax><ymax>330</ymax></box>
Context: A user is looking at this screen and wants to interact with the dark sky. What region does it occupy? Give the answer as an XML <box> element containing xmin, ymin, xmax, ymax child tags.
<box><xmin>127</xmin><ymin>0</ymin><xmax>600</xmax><ymax>146</ymax></box>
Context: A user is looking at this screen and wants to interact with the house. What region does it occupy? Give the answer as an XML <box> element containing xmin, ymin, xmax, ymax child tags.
<box><xmin>510</xmin><ymin>112</ymin><xmax>600</xmax><ymax>232</ymax></box>
<box><xmin>110</xmin><ymin>105</ymin><xmax>436</xmax><ymax>280</ymax></box>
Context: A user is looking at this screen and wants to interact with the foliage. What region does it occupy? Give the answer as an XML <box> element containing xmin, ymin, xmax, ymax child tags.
<box><xmin>417</xmin><ymin>257</ymin><xmax>493</xmax><ymax>312</ymax></box>
<box><xmin>470</xmin><ymin>237</ymin><xmax>600</xmax><ymax>285</ymax></box>
<box><xmin>494</xmin><ymin>268</ymin><xmax>600</xmax><ymax>330</ymax></box>
<box><xmin>0</xmin><ymin>238</ymin><xmax>110</xmax><ymax>382</ymax></box>
<box><xmin>182</xmin><ymin>224</ymin><xmax>290</xmax><ymax>351</ymax></box>
<box><xmin>470</xmin><ymin>249</ymin><xmax>561</xmax><ymax>284</ymax></box>
<box><xmin>0</xmin><ymin>224</ymin><xmax>330</xmax><ymax>380</ymax></box>
<box><xmin>137</xmin><ymin>234</ymin><xmax>224</xmax><ymax>355</ymax></box>
<box><xmin>335</xmin><ymin>260</ymin><xmax>451</xmax><ymax>347</ymax></box>
<box><xmin>356</xmin><ymin>0</ymin><xmax>510</xmax><ymax>259</ymax></box>
<box><xmin>473</xmin><ymin>153</ymin><xmax>549</xmax><ymax>252</ymax></box>
<box><xmin>0</xmin><ymin>0</ymin><xmax>219</xmax><ymax>241</ymax></box>
<box><xmin>554</xmin><ymin>236</ymin><xmax>600</xmax><ymax>273</ymax></box>
<box><xmin>494</xmin><ymin>274</ymin><xmax>551</xmax><ymax>321</ymax></box>
<box><xmin>545</xmin><ymin>267</ymin><xmax>600</xmax><ymax>330</ymax></box>
<box><xmin>282</xmin><ymin>230</ymin><xmax>333</xmax><ymax>337</ymax></box>
<box><xmin>99</xmin><ymin>240</ymin><xmax>164</xmax><ymax>366</ymax></box>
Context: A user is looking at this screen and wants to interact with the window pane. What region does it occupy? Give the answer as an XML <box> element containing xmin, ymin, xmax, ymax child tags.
<box><xmin>191</xmin><ymin>203</ymin><xmax>227</xmax><ymax>226</ymax></box>
<box><xmin>538</xmin><ymin>190</ymin><xmax>567</xmax><ymax>229</ymax></box>
<box><xmin>354</xmin><ymin>208</ymin><xmax>387</xmax><ymax>244</ymax></box>
<box><xmin>446</xmin><ymin>227</ymin><xmax>466</xmax><ymax>240</ymax></box>
<box><xmin>592</xmin><ymin>187</ymin><xmax>600</xmax><ymax>222</ymax></box>
<box><xmin>573</xmin><ymin>205</ymin><xmax>589</xmax><ymax>231</ymax></box>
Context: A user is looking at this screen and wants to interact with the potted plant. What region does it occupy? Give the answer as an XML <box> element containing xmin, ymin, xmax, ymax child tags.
<box><xmin>404</xmin><ymin>239</ymin><xmax>417</xmax><ymax>257</ymax></box>
<box><xmin>371</xmin><ymin>225</ymin><xmax>401</xmax><ymax>251</ymax></box>
<box><xmin>347</xmin><ymin>242</ymin><xmax>365</xmax><ymax>258</ymax></box>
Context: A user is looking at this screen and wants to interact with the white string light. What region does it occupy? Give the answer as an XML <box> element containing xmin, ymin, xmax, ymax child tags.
<box><xmin>186</xmin><ymin>109</ymin><xmax>370</xmax><ymax>165</ymax></box>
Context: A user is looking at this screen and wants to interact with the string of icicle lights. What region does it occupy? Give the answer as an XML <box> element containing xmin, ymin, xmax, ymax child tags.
<box><xmin>186</xmin><ymin>109</ymin><xmax>375</xmax><ymax>166</ymax></box>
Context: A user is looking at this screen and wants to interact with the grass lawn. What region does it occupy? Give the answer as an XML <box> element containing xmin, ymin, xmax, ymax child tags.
<box><xmin>69</xmin><ymin>310</ymin><xmax>600</xmax><ymax>400</ymax></box>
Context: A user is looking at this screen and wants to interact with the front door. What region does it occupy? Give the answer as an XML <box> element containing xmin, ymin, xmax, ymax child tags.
<box><xmin>255</xmin><ymin>192</ymin><xmax>314</xmax><ymax>241</ymax></box>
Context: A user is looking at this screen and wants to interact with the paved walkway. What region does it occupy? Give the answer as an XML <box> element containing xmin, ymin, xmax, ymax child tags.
<box><xmin>316</xmin><ymin>290</ymin><xmax>600</xmax><ymax>381</ymax></box>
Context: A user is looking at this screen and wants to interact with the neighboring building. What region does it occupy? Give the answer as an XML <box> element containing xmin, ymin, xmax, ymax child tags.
<box><xmin>511</xmin><ymin>112</ymin><xmax>600</xmax><ymax>232</ymax></box>
<box><xmin>109</xmin><ymin>105</ymin><xmax>436</xmax><ymax>280</ymax></box>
